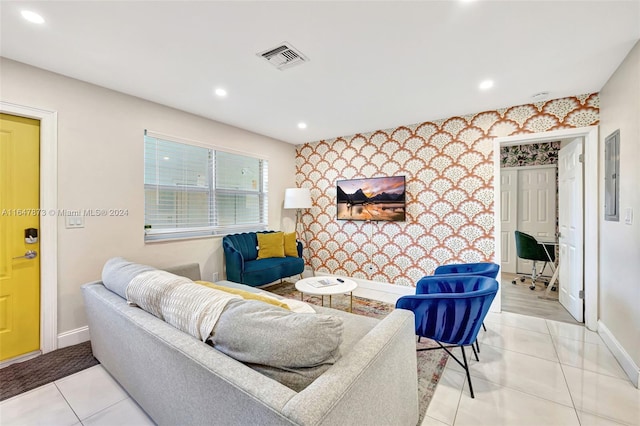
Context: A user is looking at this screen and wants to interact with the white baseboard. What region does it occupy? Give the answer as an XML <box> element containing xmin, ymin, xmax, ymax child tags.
<box><xmin>350</xmin><ymin>276</ymin><xmax>415</xmax><ymax>296</ymax></box>
<box><xmin>57</xmin><ymin>326</ymin><xmax>90</xmax><ymax>349</ymax></box>
<box><xmin>598</xmin><ymin>320</ymin><xmax>639</xmax><ymax>388</ymax></box>
<box><xmin>306</xmin><ymin>269</ymin><xmax>415</xmax><ymax>296</ymax></box>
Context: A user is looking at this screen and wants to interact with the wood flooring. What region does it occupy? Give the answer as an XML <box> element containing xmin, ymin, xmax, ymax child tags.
<box><xmin>501</xmin><ymin>272</ymin><xmax>580</xmax><ymax>324</ymax></box>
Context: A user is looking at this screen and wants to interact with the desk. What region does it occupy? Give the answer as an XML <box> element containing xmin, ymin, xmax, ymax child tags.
<box><xmin>536</xmin><ymin>238</ymin><xmax>559</xmax><ymax>299</ymax></box>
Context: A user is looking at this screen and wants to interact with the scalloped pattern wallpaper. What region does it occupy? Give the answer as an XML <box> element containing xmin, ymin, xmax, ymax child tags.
<box><xmin>295</xmin><ymin>94</ymin><xmax>599</xmax><ymax>286</ymax></box>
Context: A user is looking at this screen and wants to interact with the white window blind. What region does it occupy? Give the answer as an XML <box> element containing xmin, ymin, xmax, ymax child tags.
<box><xmin>144</xmin><ymin>132</ymin><xmax>268</xmax><ymax>241</ymax></box>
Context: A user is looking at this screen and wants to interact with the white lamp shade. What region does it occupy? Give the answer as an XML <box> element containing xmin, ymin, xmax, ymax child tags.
<box><xmin>284</xmin><ymin>188</ymin><xmax>312</xmax><ymax>209</ymax></box>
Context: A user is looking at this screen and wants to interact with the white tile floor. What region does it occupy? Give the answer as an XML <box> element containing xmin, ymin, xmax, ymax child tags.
<box><xmin>423</xmin><ymin>311</ymin><xmax>640</xmax><ymax>426</ymax></box>
<box><xmin>0</xmin><ymin>365</ymin><xmax>153</xmax><ymax>426</ymax></box>
<box><xmin>1</xmin><ymin>295</ymin><xmax>638</xmax><ymax>425</ymax></box>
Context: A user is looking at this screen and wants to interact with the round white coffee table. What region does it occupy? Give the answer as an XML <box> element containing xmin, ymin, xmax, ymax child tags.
<box><xmin>295</xmin><ymin>276</ymin><xmax>358</xmax><ymax>312</ymax></box>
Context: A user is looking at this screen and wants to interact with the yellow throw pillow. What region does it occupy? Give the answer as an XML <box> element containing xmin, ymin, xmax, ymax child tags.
<box><xmin>195</xmin><ymin>281</ymin><xmax>290</xmax><ymax>310</ymax></box>
<box><xmin>283</xmin><ymin>232</ymin><xmax>298</xmax><ymax>257</ymax></box>
<box><xmin>257</xmin><ymin>232</ymin><xmax>285</xmax><ymax>259</ymax></box>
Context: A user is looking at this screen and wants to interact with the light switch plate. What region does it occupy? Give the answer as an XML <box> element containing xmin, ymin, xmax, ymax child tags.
<box><xmin>65</xmin><ymin>215</ymin><xmax>85</xmax><ymax>228</ymax></box>
<box><xmin>624</xmin><ymin>207</ymin><xmax>633</xmax><ymax>225</ymax></box>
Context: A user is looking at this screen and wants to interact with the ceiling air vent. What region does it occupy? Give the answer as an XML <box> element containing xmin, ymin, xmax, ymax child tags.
<box><xmin>257</xmin><ymin>42</ymin><xmax>309</xmax><ymax>70</ymax></box>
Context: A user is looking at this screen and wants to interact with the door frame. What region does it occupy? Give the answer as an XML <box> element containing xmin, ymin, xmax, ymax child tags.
<box><xmin>493</xmin><ymin>126</ymin><xmax>599</xmax><ymax>331</ymax></box>
<box><xmin>1</xmin><ymin>101</ymin><xmax>58</xmax><ymax>354</ymax></box>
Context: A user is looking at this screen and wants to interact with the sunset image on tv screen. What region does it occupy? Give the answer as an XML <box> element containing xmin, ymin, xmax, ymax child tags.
<box><xmin>336</xmin><ymin>176</ymin><xmax>405</xmax><ymax>221</ymax></box>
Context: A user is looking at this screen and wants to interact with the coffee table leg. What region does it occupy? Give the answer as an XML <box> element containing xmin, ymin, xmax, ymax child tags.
<box><xmin>350</xmin><ymin>292</ymin><xmax>353</xmax><ymax>312</ymax></box>
<box><xmin>300</xmin><ymin>292</ymin><xmax>303</xmax><ymax>301</ymax></box>
<box><xmin>329</xmin><ymin>295</ymin><xmax>332</xmax><ymax>308</ymax></box>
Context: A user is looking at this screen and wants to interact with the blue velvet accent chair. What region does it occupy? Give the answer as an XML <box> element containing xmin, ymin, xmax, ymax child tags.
<box><xmin>434</xmin><ymin>262</ymin><xmax>500</xmax><ymax>338</ymax></box>
<box><xmin>395</xmin><ymin>275</ymin><xmax>499</xmax><ymax>398</ymax></box>
<box><xmin>222</xmin><ymin>231</ymin><xmax>304</xmax><ymax>287</ymax></box>
<box><xmin>434</xmin><ymin>262</ymin><xmax>500</xmax><ymax>279</ymax></box>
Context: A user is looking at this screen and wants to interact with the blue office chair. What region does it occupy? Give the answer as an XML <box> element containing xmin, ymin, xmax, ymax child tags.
<box><xmin>395</xmin><ymin>275</ymin><xmax>498</xmax><ymax>398</ymax></box>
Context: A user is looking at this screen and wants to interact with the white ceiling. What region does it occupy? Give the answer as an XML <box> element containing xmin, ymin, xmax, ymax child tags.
<box><xmin>1</xmin><ymin>1</ymin><xmax>639</xmax><ymax>145</ymax></box>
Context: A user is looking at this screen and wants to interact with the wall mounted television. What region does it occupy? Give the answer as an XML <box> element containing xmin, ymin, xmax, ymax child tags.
<box><xmin>336</xmin><ymin>176</ymin><xmax>406</xmax><ymax>221</ymax></box>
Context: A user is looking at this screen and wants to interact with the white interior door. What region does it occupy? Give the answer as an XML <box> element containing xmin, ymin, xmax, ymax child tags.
<box><xmin>558</xmin><ymin>138</ymin><xmax>584</xmax><ymax>322</ymax></box>
<box><xmin>500</xmin><ymin>169</ymin><xmax>518</xmax><ymax>273</ymax></box>
<box><xmin>516</xmin><ymin>166</ymin><xmax>557</xmax><ymax>275</ymax></box>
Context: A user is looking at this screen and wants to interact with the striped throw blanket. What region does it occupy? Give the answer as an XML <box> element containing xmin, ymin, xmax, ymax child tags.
<box><xmin>127</xmin><ymin>270</ymin><xmax>241</xmax><ymax>341</ymax></box>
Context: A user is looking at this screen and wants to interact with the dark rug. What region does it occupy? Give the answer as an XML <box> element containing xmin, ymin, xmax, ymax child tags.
<box><xmin>266</xmin><ymin>281</ymin><xmax>448</xmax><ymax>423</ymax></box>
<box><xmin>0</xmin><ymin>341</ymin><xmax>99</xmax><ymax>401</ymax></box>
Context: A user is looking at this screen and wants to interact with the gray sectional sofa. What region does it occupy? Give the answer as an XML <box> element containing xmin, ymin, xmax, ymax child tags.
<box><xmin>82</xmin><ymin>261</ymin><xmax>419</xmax><ymax>425</ymax></box>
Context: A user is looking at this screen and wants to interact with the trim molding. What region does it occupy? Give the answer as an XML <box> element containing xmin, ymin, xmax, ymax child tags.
<box><xmin>57</xmin><ymin>326</ymin><xmax>91</xmax><ymax>349</ymax></box>
<box><xmin>1</xmin><ymin>101</ymin><xmax>59</xmax><ymax>354</ymax></box>
<box><xmin>494</xmin><ymin>126</ymin><xmax>599</xmax><ymax>329</ymax></box>
<box><xmin>598</xmin><ymin>320</ymin><xmax>639</xmax><ymax>388</ymax></box>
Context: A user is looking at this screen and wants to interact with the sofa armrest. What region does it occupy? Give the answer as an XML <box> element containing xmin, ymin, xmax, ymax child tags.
<box><xmin>296</xmin><ymin>240</ymin><xmax>303</xmax><ymax>258</ymax></box>
<box><xmin>282</xmin><ymin>309</ymin><xmax>419</xmax><ymax>425</ymax></box>
<box><xmin>223</xmin><ymin>238</ymin><xmax>245</xmax><ymax>283</ymax></box>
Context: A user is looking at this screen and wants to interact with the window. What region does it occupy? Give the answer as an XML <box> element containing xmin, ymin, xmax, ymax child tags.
<box><xmin>144</xmin><ymin>131</ymin><xmax>268</xmax><ymax>241</ymax></box>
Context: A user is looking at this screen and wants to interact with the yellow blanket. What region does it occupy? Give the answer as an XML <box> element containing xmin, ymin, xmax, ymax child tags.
<box><xmin>195</xmin><ymin>281</ymin><xmax>290</xmax><ymax>310</ymax></box>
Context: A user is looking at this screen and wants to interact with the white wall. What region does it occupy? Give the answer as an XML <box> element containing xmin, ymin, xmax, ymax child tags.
<box><xmin>0</xmin><ymin>58</ymin><xmax>298</xmax><ymax>334</ymax></box>
<box><xmin>598</xmin><ymin>41</ymin><xmax>640</xmax><ymax>384</ymax></box>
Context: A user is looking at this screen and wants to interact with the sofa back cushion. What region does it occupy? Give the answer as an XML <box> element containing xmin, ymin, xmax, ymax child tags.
<box><xmin>223</xmin><ymin>232</ymin><xmax>260</xmax><ymax>261</ymax></box>
<box><xmin>211</xmin><ymin>299</ymin><xmax>343</xmax><ymax>391</ymax></box>
<box><xmin>102</xmin><ymin>257</ymin><xmax>156</xmax><ymax>299</ymax></box>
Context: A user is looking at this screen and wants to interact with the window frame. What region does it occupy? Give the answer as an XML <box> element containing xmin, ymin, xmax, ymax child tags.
<box><xmin>144</xmin><ymin>131</ymin><xmax>268</xmax><ymax>242</ymax></box>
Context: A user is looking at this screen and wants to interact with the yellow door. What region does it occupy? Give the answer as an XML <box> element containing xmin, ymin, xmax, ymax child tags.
<box><xmin>0</xmin><ymin>113</ymin><xmax>41</xmax><ymax>362</ymax></box>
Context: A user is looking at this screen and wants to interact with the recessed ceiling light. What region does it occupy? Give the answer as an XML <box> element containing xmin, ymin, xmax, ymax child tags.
<box><xmin>479</xmin><ymin>79</ymin><xmax>494</xmax><ymax>90</ymax></box>
<box><xmin>214</xmin><ymin>88</ymin><xmax>227</xmax><ymax>97</ymax></box>
<box><xmin>21</xmin><ymin>10</ymin><xmax>45</xmax><ymax>24</ymax></box>
<box><xmin>297</xmin><ymin>122</ymin><xmax>307</xmax><ymax>129</ymax></box>
<box><xmin>163</xmin><ymin>156</ymin><xmax>170</xmax><ymax>161</ymax></box>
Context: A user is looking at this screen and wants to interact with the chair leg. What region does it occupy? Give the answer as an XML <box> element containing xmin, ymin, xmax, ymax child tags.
<box><xmin>474</xmin><ymin>339</ymin><xmax>480</xmax><ymax>354</ymax></box>
<box><xmin>460</xmin><ymin>345</ymin><xmax>475</xmax><ymax>398</ymax></box>
<box><xmin>482</xmin><ymin>322</ymin><xmax>487</xmax><ymax>332</ymax></box>
<box><xmin>529</xmin><ymin>261</ymin><xmax>538</xmax><ymax>290</ymax></box>
<box><xmin>471</xmin><ymin>342</ymin><xmax>479</xmax><ymax>362</ymax></box>
<box><xmin>433</xmin><ymin>343</ymin><xmax>476</xmax><ymax>399</ymax></box>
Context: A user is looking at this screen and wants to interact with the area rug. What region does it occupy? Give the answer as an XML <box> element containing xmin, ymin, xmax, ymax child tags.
<box><xmin>266</xmin><ymin>281</ymin><xmax>448</xmax><ymax>423</ymax></box>
<box><xmin>0</xmin><ymin>340</ymin><xmax>99</xmax><ymax>401</ymax></box>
